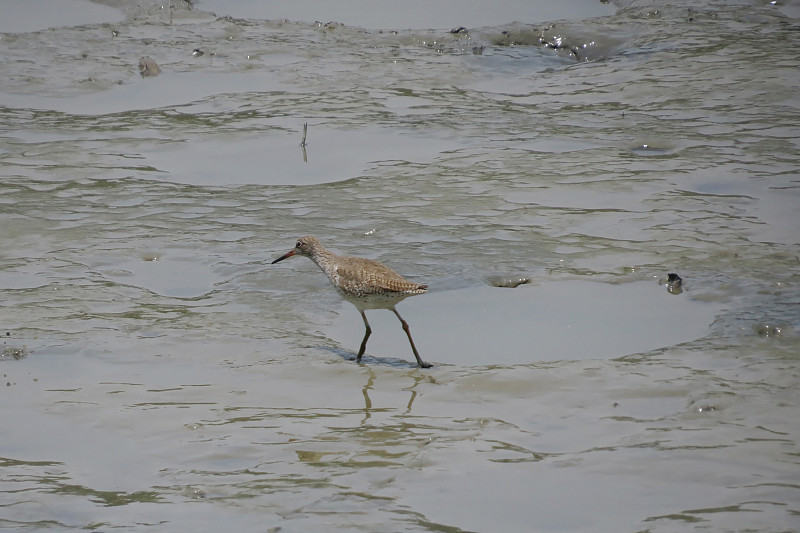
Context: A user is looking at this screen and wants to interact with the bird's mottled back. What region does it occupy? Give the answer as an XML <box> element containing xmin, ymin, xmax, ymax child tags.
<box><xmin>334</xmin><ymin>256</ymin><xmax>426</xmax><ymax>295</ymax></box>
<box><xmin>275</xmin><ymin>235</ymin><xmax>426</xmax><ymax>298</ymax></box>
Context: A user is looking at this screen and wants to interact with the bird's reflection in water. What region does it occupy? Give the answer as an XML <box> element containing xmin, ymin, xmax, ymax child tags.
<box><xmin>361</xmin><ymin>367</ymin><xmax>375</xmax><ymax>421</ymax></box>
<box><xmin>314</xmin><ymin>347</ymin><xmax>429</xmax><ymax>422</ymax></box>
<box><xmin>359</xmin><ymin>366</ymin><xmax>430</xmax><ymax>422</ymax></box>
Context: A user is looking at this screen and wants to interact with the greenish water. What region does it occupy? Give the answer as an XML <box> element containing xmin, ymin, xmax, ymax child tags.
<box><xmin>1</xmin><ymin>0</ymin><xmax>799</xmax><ymax>531</ymax></box>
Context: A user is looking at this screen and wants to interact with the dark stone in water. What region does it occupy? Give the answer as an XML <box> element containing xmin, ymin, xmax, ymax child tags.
<box><xmin>486</xmin><ymin>275</ymin><xmax>532</xmax><ymax>288</ymax></box>
<box><xmin>658</xmin><ymin>272</ymin><xmax>683</xmax><ymax>295</ymax></box>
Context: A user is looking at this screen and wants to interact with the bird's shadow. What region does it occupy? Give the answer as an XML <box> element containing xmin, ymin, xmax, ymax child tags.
<box><xmin>315</xmin><ymin>346</ymin><xmax>432</xmax><ymax>368</ymax></box>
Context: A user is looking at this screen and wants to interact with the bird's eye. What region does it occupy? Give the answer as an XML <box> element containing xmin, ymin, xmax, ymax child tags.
<box><xmin>296</xmin><ymin>241</ymin><xmax>302</xmax><ymax>247</ymax></box>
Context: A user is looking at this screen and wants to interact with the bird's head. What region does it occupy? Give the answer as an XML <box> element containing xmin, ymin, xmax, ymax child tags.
<box><xmin>272</xmin><ymin>235</ymin><xmax>322</xmax><ymax>264</ymax></box>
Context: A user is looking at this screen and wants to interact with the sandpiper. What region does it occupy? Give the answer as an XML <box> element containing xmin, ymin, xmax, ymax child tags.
<box><xmin>272</xmin><ymin>236</ymin><xmax>430</xmax><ymax>368</ymax></box>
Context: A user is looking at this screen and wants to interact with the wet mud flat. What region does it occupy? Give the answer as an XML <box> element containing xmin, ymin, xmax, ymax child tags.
<box><xmin>1</xmin><ymin>0</ymin><xmax>799</xmax><ymax>531</ymax></box>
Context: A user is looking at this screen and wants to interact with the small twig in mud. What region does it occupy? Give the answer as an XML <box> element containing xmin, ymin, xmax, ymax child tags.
<box><xmin>300</xmin><ymin>123</ymin><xmax>309</xmax><ymax>162</ymax></box>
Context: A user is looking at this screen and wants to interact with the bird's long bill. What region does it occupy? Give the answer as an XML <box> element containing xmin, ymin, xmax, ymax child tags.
<box><xmin>271</xmin><ymin>249</ymin><xmax>295</xmax><ymax>264</ymax></box>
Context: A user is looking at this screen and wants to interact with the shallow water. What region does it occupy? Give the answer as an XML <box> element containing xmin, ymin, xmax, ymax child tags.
<box><xmin>328</xmin><ymin>280</ymin><xmax>724</xmax><ymax>365</ymax></box>
<box><xmin>1</xmin><ymin>0</ymin><xmax>799</xmax><ymax>531</ymax></box>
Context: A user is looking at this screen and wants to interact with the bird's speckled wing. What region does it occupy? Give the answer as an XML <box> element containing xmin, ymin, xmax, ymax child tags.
<box><xmin>335</xmin><ymin>257</ymin><xmax>427</xmax><ymax>296</ymax></box>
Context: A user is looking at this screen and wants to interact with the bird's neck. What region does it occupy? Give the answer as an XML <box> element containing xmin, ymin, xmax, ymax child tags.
<box><xmin>309</xmin><ymin>249</ymin><xmax>339</xmax><ymax>276</ymax></box>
